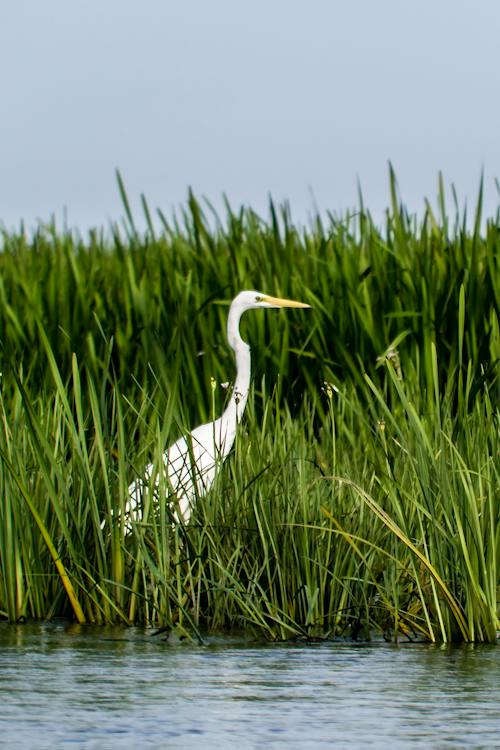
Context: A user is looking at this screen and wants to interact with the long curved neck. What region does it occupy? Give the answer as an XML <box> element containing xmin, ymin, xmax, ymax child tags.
<box><xmin>224</xmin><ymin>304</ymin><xmax>251</xmax><ymax>424</ymax></box>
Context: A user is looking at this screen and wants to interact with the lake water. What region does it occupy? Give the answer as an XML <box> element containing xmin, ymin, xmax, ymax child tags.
<box><xmin>0</xmin><ymin>622</ymin><xmax>499</xmax><ymax>749</ymax></box>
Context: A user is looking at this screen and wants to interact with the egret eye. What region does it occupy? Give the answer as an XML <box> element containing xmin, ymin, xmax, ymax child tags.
<box><xmin>255</xmin><ymin>295</ymin><xmax>263</xmax><ymax>302</ymax></box>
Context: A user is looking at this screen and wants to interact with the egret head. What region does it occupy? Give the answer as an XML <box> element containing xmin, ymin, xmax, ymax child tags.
<box><xmin>232</xmin><ymin>290</ymin><xmax>311</xmax><ymax>312</ymax></box>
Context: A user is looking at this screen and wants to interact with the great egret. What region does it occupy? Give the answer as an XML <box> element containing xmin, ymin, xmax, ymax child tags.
<box><xmin>127</xmin><ymin>290</ymin><xmax>310</xmax><ymax>525</ymax></box>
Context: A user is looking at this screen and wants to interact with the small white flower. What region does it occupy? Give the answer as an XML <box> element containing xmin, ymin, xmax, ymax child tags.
<box><xmin>321</xmin><ymin>381</ymin><xmax>339</xmax><ymax>399</ymax></box>
<box><xmin>376</xmin><ymin>347</ymin><xmax>402</xmax><ymax>379</ymax></box>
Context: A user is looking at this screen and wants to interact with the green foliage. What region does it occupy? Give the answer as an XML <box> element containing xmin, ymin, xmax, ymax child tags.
<box><xmin>0</xmin><ymin>173</ymin><xmax>498</xmax><ymax>642</ymax></box>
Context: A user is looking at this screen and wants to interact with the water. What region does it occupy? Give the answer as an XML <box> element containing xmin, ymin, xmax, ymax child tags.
<box><xmin>0</xmin><ymin>623</ymin><xmax>499</xmax><ymax>749</ymax></box>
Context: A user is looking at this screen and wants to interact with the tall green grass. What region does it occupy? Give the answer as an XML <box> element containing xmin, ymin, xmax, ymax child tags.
<box><xmin>0</xmin><ymin>172</ymin><xmax>498</xmax><ymax>642</ymax></box>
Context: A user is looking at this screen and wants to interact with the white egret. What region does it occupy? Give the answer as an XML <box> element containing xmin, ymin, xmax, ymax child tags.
<box><xmin>127</xmin><ymin>291</ymin><xmax>310</xmax><ymax>524</ymax></box>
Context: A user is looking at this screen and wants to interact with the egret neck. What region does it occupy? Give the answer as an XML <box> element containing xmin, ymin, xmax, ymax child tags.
<box><xmin>224</xmin><ymin>301</ymin><xmax>251</xmax><ymax>426</ymax></box>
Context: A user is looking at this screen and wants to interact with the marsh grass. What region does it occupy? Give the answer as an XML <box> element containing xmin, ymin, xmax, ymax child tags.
<box><xmin>0</xmin><ymin>172</ymin><xmax>498</xmax><ymax>642</ymax></box>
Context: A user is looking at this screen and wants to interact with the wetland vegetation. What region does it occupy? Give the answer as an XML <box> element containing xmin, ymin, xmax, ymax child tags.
<box><xmin>0</xmin><ymin>173</ymin><xmax>498</xmax><ymax>642</ymax></box>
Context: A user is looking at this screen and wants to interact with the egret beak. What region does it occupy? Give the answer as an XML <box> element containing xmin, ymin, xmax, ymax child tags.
<box><xmin>261</xmin><ymin>295</ymin><xmax>311</xmax><ymax>309</ymax></box>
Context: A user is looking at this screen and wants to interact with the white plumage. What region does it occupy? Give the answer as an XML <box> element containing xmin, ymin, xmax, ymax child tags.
<box><xmin>126</xmin><ymin>290</ymin><xmax>310</xmax><ymax>525</ymax></box>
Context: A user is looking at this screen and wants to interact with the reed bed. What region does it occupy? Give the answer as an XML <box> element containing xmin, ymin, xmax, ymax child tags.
<box><xmin>0</xmin><ymin>173</ymin><xmax>498</xmax><ymax>642</ymax></box>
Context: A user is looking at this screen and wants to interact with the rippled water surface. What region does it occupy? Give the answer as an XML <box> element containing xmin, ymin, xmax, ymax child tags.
<box><xmin>0</xmin><ymin>622</ymin><xmax>499</xmax><ymax>749</ymax></box>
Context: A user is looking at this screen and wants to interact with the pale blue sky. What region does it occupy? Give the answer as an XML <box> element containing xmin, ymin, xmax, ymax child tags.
<box><xmin>1</xmin><ymin>1</ymin><xmax>499</xmax><ymax>231</ymax></box>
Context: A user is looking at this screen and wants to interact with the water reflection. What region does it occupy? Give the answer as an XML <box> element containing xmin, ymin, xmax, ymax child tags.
<box><xmin>0</xmin><ymin>622</ymin><xmax>498</xmax><ymax>748</ymax></box>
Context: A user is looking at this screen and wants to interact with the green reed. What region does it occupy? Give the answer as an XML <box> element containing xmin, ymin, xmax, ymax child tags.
<box><xmin>0</xmin><ymin>172</ymin><xmax>498</xmax><ymax>641</ymax></box>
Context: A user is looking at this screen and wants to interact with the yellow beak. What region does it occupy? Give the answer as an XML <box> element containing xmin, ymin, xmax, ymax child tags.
<box><xmin>261</xmin><ymin>295</ymin><xmax>311</xmax><ymax>309</ymax></box>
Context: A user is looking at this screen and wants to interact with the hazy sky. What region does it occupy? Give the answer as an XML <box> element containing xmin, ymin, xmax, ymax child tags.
<box><xmin>2</xmin><ymin>1</ymin><xmax>499</xmax><ymax>231</ymax></box>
